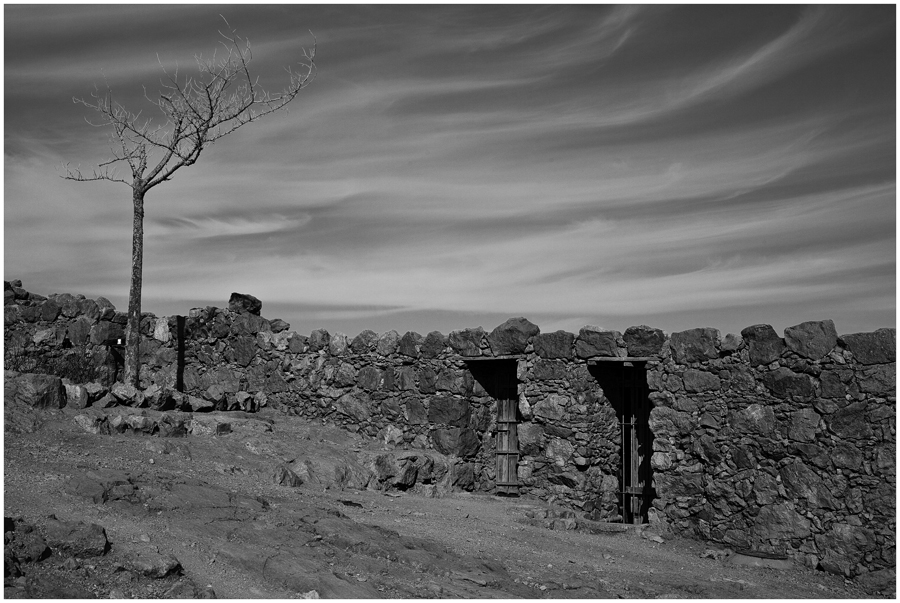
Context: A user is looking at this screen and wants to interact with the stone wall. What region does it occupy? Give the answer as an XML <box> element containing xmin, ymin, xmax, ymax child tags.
<box><xmin>643</xmin><ymin>322</ymin><xmax>895</xmax><ymax>579</ymax></box>
<box><xmin>4</xmin><ymin>281</ymin><xmax>895</xmax><ymax>578</ymax></box>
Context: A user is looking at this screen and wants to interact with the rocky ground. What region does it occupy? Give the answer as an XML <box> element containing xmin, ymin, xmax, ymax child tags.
<box><xmin>4</xmin><ymin>394</ymin><xmax>892</xmax><ymax>599</ymax></box>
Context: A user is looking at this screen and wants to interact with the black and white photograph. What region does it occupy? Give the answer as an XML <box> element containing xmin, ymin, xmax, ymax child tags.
<box><xmin>3</xmin><ymin>4</ymin><xmax>896</xmax><ymax>598</ymax></box>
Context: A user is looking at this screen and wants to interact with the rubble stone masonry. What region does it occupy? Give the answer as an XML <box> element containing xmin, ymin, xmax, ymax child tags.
<box><xmin>4</xmin><ymin>282</ymin><xmax>895</xmax><ymax>578</ymax></box>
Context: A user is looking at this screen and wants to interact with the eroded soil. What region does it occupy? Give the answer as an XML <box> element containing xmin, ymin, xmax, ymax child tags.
<box><xmin>3</xmin><ymin>403</ymin><xmax>880</xmax><ymax>598</ymax></box>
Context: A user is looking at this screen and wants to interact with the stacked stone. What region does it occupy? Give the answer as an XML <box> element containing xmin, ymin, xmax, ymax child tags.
<box><xmin>4</xmin><ymin>280</ymin><xmax>136</xmax><ymax>387</ymax></box>
<box><xmin>646</xmin><ymin>321</ymin><xmax>895</xmax><ymax>579</ymax></box>
<box><xmin>5</xmin><ymin>282</ymin><xmax>895</xmax><ymax>579</ymax></box>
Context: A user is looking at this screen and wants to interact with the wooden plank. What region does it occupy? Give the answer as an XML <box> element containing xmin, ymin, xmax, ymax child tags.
<box><xmin>588</xmin><ymin>357</ymin><xmax>654</xmax><ymax>363</ymax></box>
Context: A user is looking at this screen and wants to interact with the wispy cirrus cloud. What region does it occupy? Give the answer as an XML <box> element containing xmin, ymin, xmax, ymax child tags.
<box><xmin>5</xmin><ymin>5</ymin><xmax>894</xmax><ymax>338</ymax></box>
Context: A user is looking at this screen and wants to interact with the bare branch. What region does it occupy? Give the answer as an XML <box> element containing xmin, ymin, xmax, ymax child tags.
<box><xmin>63</xmin><ymin>21</ymin><xmax>316</xmax><ymax>193</ymax></box>
<box><xmin>60</xmin><ymin>162</ymin><xmax>130</xmax><ymax>185</ymax></box>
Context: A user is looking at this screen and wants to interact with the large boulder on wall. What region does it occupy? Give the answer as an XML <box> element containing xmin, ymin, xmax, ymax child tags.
<box><xmin>487</xmin><ymin>317</ymin><xmax>539</xmax><ymax>356</ymax></box>
<box><xmin>740</xmin><ymin>324</ymin><xmax>785</xmax><ymax>366</ymax></box>
<box><xmin>783</xmin><ymin>320</ymin><xmax>838</xmax><ymax>360</ymax></box>
<box><xmin>839</xmin><ymin>328</ymin><xmax>896</xmax><ymax>365</ymax></box>
<box><xmin>623</xmin><ymin>325</ymin><xmax>665</xmax><ymax>357</ymax></box>
<box><xmin>228</xmin><ymin>292</ymin><xmax>262</xmax><ymax>316</ymax></box>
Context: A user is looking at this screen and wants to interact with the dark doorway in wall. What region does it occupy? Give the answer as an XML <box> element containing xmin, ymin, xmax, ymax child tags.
<box><xmin>465</xmin><ymin>358</ymin><xmax>519</xmax><ymax>496</ymax></box>
<box><xmin>590</xmin><ymin>360</ymin><xmax>654</xmax><ymax>523</ymax></box>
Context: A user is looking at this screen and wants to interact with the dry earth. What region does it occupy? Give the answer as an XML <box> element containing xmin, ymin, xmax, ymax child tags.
<box><xmin>3</xmin><ymin>400</ymin><xmax>883</xmax><ymax>599</ymax></box>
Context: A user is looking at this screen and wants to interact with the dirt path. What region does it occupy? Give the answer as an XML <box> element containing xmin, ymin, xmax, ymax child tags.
<box><xmin>4</xmin><ymin>404</ymin><xmax>876</xmax><ymax>598</ymax></box>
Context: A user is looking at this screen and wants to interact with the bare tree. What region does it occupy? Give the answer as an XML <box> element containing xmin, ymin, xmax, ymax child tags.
<box><xmin>64</xmin><ymin>19</ymin><xmax>316</xmax><ymax>387</ymax></box>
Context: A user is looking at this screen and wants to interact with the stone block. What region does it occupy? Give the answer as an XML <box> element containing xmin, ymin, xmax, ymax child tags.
<box><xmin>623</xmin><ymin>325</ymin><xmax>666</xmax><ymax>357</ymax></box>
<box><xmin>840</xmin><ymin>328</ymin><xmax>896</xmax><ymax>365</ymax></box>
<box><xmin>44</xmin><ymin>519</ymin><xmax>109</xmax><ymax>557</ymax></box>
<box><xmin>654</xmin><ymin>472</ymin><xmax>703</xmax><ymax>497</ymax></box>
<box><xmin>832</xmin><ymin>441</ymin><xmax>863</xmax><ymax>471</ymax></box>
<box><xmin>228</xmin><ymin>292</ymin><xmax>262</xmax><ymax>315</ymax></box>
<box><xmin>751</xmin><ymin>504</ymin><xmax>811</xmax><ymax>541</ymax></box>
<box><xmin>448</xmin><ymin>327</ymin><xmax>484</xmax><ymax>357</ymax></box>
<box><xmin>816</xmin><ymin>524</ymin><xmax>877</xmax><ymax>577</ymax></box>
<box><xmin>682</xmin><ymin>369</ymin><xmax>721</xmax><ymax>392</ymax></box>
<box><xmin>784</xmin><ymin>320</ymin><xmax>837</xmax><ymax>360</ymax></box>
<box><xmin>533</xmin><ymin>359</ymin><xmax>567</xmax><ymax>380</ymax></box>
<box><xmin>417</xmin><ymin>367</ymin><xmax>436</xmax><ymax>393</ymax></box>
<box><xmin>333</xmin><ymin>392</ymin><xmax>371</xmax><ymax>423</ymax></box>
<box><xmin>487</xmin><ymin>317</ymin><xmax>539</xmax><ymax>356</ymax></box>
<box><xmin>9</xmin><ymin>372</ymin><xmax>66</xmax><ymax>409</ymax></box>
<box><xmin>780</xmin><ymin>460</ymin><xmax>837</xmax><ymax>509</ymax></box>
<box><xmin>380</xmin><ymin>398</ymin><xmax>403</xmax><ymax>420</ymax></box>
<box><xmin>431</xmin><ymin>427</ymin><xmax>480</xmax><ymax>458</ymax></box>
<box><xmin>828</xmin><ymin>402</ymin><xmax>872</xmax><ymax>440</ymax></box>
<box><xmin>405</xmin><ymin>398</ymin><xmax>427</xmax><ymax>425</ymax></box>
<box><xmin>229</xmin><ymin>336</ymin><xmax>257</xmax><ymax>368</ymax></box>
<box><xmin>720</xmin><ymin>332</ymin><xmax>742</xmax><ymax>353</ymax></box>
<box><xmin>41</xmin><ymin>299</ymin><xmax>61</xmax><ymax>322</ymax></box>
<box><xmin>89</xmin><ymin>320</ymin><xmax>125</xmax><ymax>345</ymax></box>
<box><xmin>333</xmin><ymin>362</ymin><xmax>357</xmax><ymax>387</ymax></box>
<box><xmin>533</xmin><ymin>394</ymin><xmax>567</xmax><ymax>421</ymax></box>
<box><xmin>288</xmin><ymin>333</ymin><xmax>308</xmax><ymax>354</ymax></box>
<box><xmin>308</xmin><ymin>329</ymin><xmax>330</xmax><ymax>352</ymax></box>
<box><xmin>268</xmin><ymin>318</ymin><xmax>289</xmax><ymax>333</ymax></box>
<box><xmin>350</xmin><ymin>329</ymin><xmax>377</xmax><ymax>353</ymax></box>
<box><xmin>427</xmin><ymin>396</ymin><xmax>471</xmax><ymax>427</ymax></box>
<box><xmin>740</xmin><ymin>324</ymin><xmax>785</xmax><ymax>366</ymax></box>
<box><xmin>753</xmin><ymin>473</ymin><xmax>780</xmax><ymax>506</ymax></box>
<box><xmin>64</xmin><ymin>383</ymin><xmax>90</xmax><ymax>409</ymax></box>
<box><xmin>328</xmin><ymin>332</ymin><xmax>349</xmax><ymax>356</ymax></box>
<box><xmin>648</xmin><ymin>406</ymin><xmax>692</xmax><ymax>438</ymax></box>
<box><xmin>857</xmin><ymin>364</ymin><xmax>895</xmax><ymax>395</ymax></box>
<box><xmin>545</xmin><ymin>437</ymin><xmax>575</xmax><ymax>466</ymax></box>
<box><xmin>78</xmin><ymin>298</ymin><xmax>101</xmax><ymax>322</ymax></box>
<box><xmin>819</xmin><ymin>371</ymin><xmax>846</xmax><ymax>398</ymax></box>
<box><xmin>788</xmin><ymin>408</ymin><xmax>820</xmax><ymax>442</ymax></box>
<box><xmin>517</xmin><ymin>422</ymin><xmax>544</xmax><ymax>455</ymax></box>
<box><xmin>729</xmin><ymin>403</ymin><xmax>776</xmax><ymax>436</ymax></box>
<box><xmin>67</xmin><ymin>316</ymin><xmax>93</xmax><ymax>346</ymax></box>
<box><xmin>670</xmin><ymin>327</ymin><xmax>719</xmax><ymax>364</ymax></box>
<box><xmin>450</xmin><ymin>461</ymin><xmax>476</xmax><ymax>490</ymax></box>
<box><xmin>395</xmin><ymin>366</ymin><xmax>417</xmax><ymax>391</ymax></box>
<box><xmin>651</xmin><ymin>451</ymin><xmax>672</xmax><ymax>471</ymax></box>
<box><xmin>376</xmin><ymin>330</ymin><xmax>400</xmax><ymax>356</ymax></box>
<box><xmin>398</xmin><ymin>331</ymin><xmax>423</xmax><ymax>358</ymax></box>
<box><xmin>534</xmin><ymin>330</ymin><xmax>575</xmax><ymax>359</ymax></box>
<box><xmin>357</xmin><ymin>366</ymin><xmax>381</xmax><ymax>391</ymax></box>
<box><xmin>762</xmin><ymin>367</ymin><xmax>815</xmax><ymax>400</ymax></box>
<box><xmin>575</xmin><ymin>326</ymin><xmax>620</xmax><ymax>358</ymax></box>
<box><xmin>420</xmin><ymin>331</ymin><xmax>447</xmax><ymax>358</ymax></box>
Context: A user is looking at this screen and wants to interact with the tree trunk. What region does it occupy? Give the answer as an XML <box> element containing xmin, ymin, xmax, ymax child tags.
<box><xmin>123</xmin><ymin>188</ymin><xmax>145</xmax><ymax>387</ymax></box>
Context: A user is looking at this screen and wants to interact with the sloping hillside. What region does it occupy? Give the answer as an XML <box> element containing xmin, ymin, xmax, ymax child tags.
<box><xmin>4</xmin><ymin>385</ymin><xmax>891</xmax><ymax>598</ymax></box>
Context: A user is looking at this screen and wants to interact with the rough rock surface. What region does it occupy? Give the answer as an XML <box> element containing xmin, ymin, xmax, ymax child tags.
<box><xmin>740</xmin><ymin>324</ymin><xmax>786</xmax><ymax>365</ymax></box>
<box><xmin>574</xmin><ymin>327</ymin><xmax>620</xmax><ymax>358</ymax></box>
<box><xmin>4</xmin><ymin>282</ymin><xmax>895</xmax><ymax>587</ymax></box>
<box><xmin>623</xmin><ymin>325</ymin><xmax>666</xmax><ymax>356</ymax></box>
<box><xmin>669</xmin><ymin>328</ymin><xmax>719</xmax><ymax>364</ymax></box>
<box><xmin>227</xmin><ymin>292</ymin><xmax>262</xmax><ymax>316</ymax></box>
<box><xmin>784</xmin><ymin>320</ymin><xmax>838</xmax><ymax>360</ymax></box>
<box><xmin>487</xmin><ymin>317</ymin><xmax>539</xmax><ymax>356</ymax></box>
<box><xmin>840</xmin><ymin>328</ymin><xmax>896</xmax><ymax>365</ymax></box>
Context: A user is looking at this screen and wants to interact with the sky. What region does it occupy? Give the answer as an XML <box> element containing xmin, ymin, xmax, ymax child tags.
<box><xmin>4</xmin><ymin>4</ymin><xmax>896</xmax><ymax>340</ymax></box>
